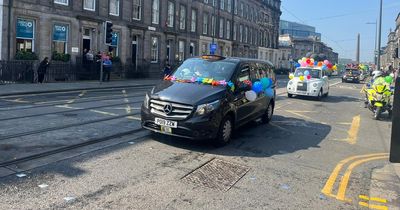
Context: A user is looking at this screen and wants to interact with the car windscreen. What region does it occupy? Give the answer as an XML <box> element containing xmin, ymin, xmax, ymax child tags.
<box><xmin>294</xmin><ymin>68</ymin><xmax>321</xmax><ymax>79</ymax></box>
<box><xmin>172</xmin><ymin>59</ymin><xmax>237</xmax><ymax>81</ymax></box>
<box><xmin>345</xmin><ymin>69</ymin><xmax>360</xmax><ymax>75</ymax></box>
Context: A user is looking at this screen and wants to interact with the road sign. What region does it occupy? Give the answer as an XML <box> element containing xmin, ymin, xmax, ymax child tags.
<box><xmin>210</xmin><ymin>43</ymin><xmax>217</xmax><ymax>55</ymax></box>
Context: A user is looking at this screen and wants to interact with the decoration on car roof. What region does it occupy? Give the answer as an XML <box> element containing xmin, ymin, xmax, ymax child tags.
<box><xmin>294</xmin><ymin>57</ymin><xmax>338</xmax><ymax>72</ymax></box>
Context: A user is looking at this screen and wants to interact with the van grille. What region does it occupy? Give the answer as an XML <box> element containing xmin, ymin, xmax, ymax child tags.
<box><xmin>150</xmin><ymin>99</ymin><xmax>194</xmax><ymax>120</ymax></box>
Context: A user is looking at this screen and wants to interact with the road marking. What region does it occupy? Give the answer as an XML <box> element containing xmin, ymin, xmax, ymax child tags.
<box><xmin>358</xmin><ymin>201</ymin><xmax>388</xmax><ymax>210</ymax></box>
<box><xmin>275</xmin><ymin>102</ymin><xmax>292</xmax><ymax>111</ymax></box>
<box><xmin>321</xmin><ymin>153</ymin><xmax>389</xmax><ymax>198</ymax></box>
<box><xmin>347</xmin><ymin>115</ymin><xmax>361</xmax><ymax>145</ymax></box>
<box><xmin>330</xmin><ymin>81</ymin><xmax>343</xmax><ymax>87</ymax></box>
<box><xmin>3</xmin><ymin>98</ymin><xmax>30</xmax><ymax>103</ymax></box>
<box><xmin>285</xmin><ymin>110</ymin><xmax>317</xmax><ymax>113</ymax></box>
<box><xmin>66</xmin><ymin>91</ymin><xmax>87</xmax><ymax>104</ymax></box>
<box><xmin>122</xmin><ymin>90</ymin><xmax>132</xmax><ymax>114</ymax></box>
<box><xmin>35</xmin><ymin>94</ymin><xmax>119</xmax><ymax>105</ymax></box>
<box><xmin>338</xmin><ymin>122</ymin><xmax>352</xmax><ymax>125</ymax></box>
<box><xmin>359</xmin><ymin>195</ymin><xmax>387</xmax><ymax>203</ymax></box>
<box><xmin>90</xmin><ymin>110</ymin><xmax>119</xmax><ymax>116</ymax></box>
<box><xmin>285</xmin><ymin>110</ymin><xmax>327</xmax><ymax>125</ymax></box>
<box><xmin>336</xmin><ymin>155</ymin><xmax>389</xmax><ymax>201</ymax></box>
<box><xmin>126</xmin><ymin>116</ymin><xmax>141</xmax><ymax>121</ymax></box>
<box><xmin>55</xmin><ymin>105</ymin><xmax>82</xmax><ymax>110</ymax></box>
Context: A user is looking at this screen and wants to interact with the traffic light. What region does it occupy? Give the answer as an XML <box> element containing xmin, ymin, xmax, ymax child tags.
<box><xmin>105</xmin><ymin>21</ymin><xmax>113</xmax><ymax>45</ymax></box>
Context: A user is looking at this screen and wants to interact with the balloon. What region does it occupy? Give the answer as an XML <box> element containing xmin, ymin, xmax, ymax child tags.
<box><xmin>196</xmin><ymin>77</ymin><xmax>203</xmax><ymax>83</ymax></box>
<box><xmin>218</xmin><ymin>80</ymin><xmax>227</xmax><ymax>86</ymax></box>
<box><xmin>227</xmin><ymin>81</ymin><xmax>235</xmax><ymax>91</ymax></box>
<box><xmin>298</xmin><ymin>59</ymin><xmax>302</xmax><ymax>64</ymax></box>
<box><xmin>304</xmin><ymin>70</ymin><xmax>310</xmax><ymax>76</ymax></box>
<box><xmin>261</xmin><ymin>78</ymin><xmax>271</xmax><ymax>89</ymax></box>
<box><xmin>318</xmin><ymin>62</ymin><xmax>323</xmax><ymax>67</ymax></box>
<box><xmin>289</xmin><ymin>73</ymin><xmax>295</xmax><ymax>80</ymax></box>
<box><xmin>211</xmin><ymin>81</ymin><xmax>219</xmax><ymax>86</ymax></box>
<box><xmin>295</xmin><ymin>63</ymin><xmax>301</xmax><ymax>68</ymax></box>
<box><xmin>252</xmin><ymin>81</ymin><xmax>263</xmax><ymax>93</ymax></box>
<box><xmin>307</xmin><ymin>75</ymin><xmax>311</xmax><ymax>80</ymax></box>
<box><xmin>327</xmin><ymin>63</ymin><xmax>333</xmax><ymax>69</ymax></box>
<box><xmin>302</xmin><ymin>57</ymin><xmax>307</xmax><ymax>62</ymax></box>
<box><xmin>245</xmin><ymin>91</ymin><xmax>257</xmax><ymax>102</ymax></box>
<box><xmin>390</xmin><ymin>73</ymin><xmax>395</xmax><ymax>78</ymax></box>
<box><xmin>310</xmin><ymin>58</ymin><xmax>315</xmax><ymax>63</ymax></box>
<box><xmin>324</xmin><ymin>60</ymin><xmax>329</xmax><ymax>65</ymax></box>
<box><xmin>314</xmin><ymin>61</ymin><xmax>318</xmax><ymax>66</ymax></box>
<box><xmin>332</xmin><ymin>65</ymin><xmax>338</xmax><ymax>71</ymax></box>
<box><xmin>301</xmin><ymin>62</ymin><xmax>307</xmax><ymax>67</ymax></box>
<box><xmin>322</xmin><ymin>65</ymin><xmax>327</xmax><ymax>70</ymax></box>
<box><xmin>265</xmin><ymin>88</ymin><xmax>274</xmax><ymax>97</ymax></box>
<box><xmin>243</xmin><ymin>80</ymin><xmax>252</xmax><ymax>88</ymax></box>
<box><xmin>385</xmin><ymin>76</ymin><xmax>393</xmax><ymax>84</ymax></box>
<box><xmin>306</xmin><ymin>59</ymin><xmax>311</xmax><ymax>64</ymax></box>
<box><xmin>299</xmin><ymin>75</ymin><xmax>305</xmax><ymax>81</ymax></box>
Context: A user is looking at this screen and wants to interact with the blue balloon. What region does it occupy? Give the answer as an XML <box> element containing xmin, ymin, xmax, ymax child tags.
<box><xmin>304</xmin><ymin>70</ymin><xmax>310</xmax><ymax>76</ymax></box>
<box><xmin>196</xmin><ymin>77</ymin><xmax>203</xmax><ymax>83</ymax></box>
<box><xmin>268</xmin><ymin>78</ymin><xmax>273</xmax><ymax>88</ymax></box>
<box><xmin>265</xmin><ymin>88</ymin><xmax>274</xmax><ymax>97</ymax></box>
<box><xmin>252</xmin><ymin>81</ymin><xmax>263</xmax><ymax>93</ymax></box>
<box><xmin>314</xmin><ymin>61</ymin><xmax>318</xmax><ymax>66</ymax></box>
<box><xmin>295</xmin><ymin>63</ymin><xmax>301</xmax><ymax>68</ymax></box>
<box><xmin>260</xmin><ymin>78</ymin><xmax>271</xmax><ymax>90</ymax></box>
<box><xmin>322</xmin><ymin>65</ymin><xmax>327</xmax><ymax>70</ymax></box>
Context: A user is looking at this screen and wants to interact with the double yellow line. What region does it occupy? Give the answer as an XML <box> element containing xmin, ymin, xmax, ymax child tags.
<box><xmin>321</xmin><ymin>153</ymin><xmax>389</xmax><ymax>202</ymax></box>
<box><xmin>359</xmin><ymin>195</ymin><xmax>388</xmax><ymax>210</ymax></box>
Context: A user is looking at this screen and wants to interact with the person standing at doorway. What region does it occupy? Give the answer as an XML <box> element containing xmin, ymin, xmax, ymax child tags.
<box><xmin>102</xmin><ymin>57</ymin><xmax>112</xmax><ymax>82</ymax></box>
<box><xmin>37</xmin><ymin>57</ymin><xmax>49</xmax><ymax>83</ymax></box>
<box><xmin>163</xmin><ymin>63</ymin><xmax>172</xmax><ymax>78</ymax></box>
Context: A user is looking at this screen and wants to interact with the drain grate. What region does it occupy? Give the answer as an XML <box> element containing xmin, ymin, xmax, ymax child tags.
<box><xmin>182</xmin><ymin>158</ymin><xmax>250</xmax><ymax>191</ymax></box>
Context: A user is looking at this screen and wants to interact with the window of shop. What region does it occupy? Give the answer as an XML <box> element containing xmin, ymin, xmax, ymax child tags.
<box><xmin>203</xmin><ymin>13</ymin><xmax>208</xmax><ymax>35</ymax></box>
<box><xmin>191</xmin><ymin>9</ymin><xmax>197</xmax><ymax>32</ymax></box>
<box><xmin>84</xmin><ymin>0</ymin><xmax>95</xmax><ymax>11</ymax></box>
<box><xmin>167</xmin><ymin>1</ymin><xmax>174</xmax><ymax>27</ymax></box>
<box><xmin>16</xmin><ymin>18</ymin><xmax>35</xmax><ymax>52</ymax></box>
<box><xmin>178</xmin><ymin>40</ymin><xmax>185</xmax><ymax>62</ymax></box>
<box><xmin>152</xmin><ymin>0</ymin><xmax>160</xmax><ymax>24</ymax></box>
<box><xmin>151</xmin><ymin>37</ymin><xmax>159</xmax><ymax>63</ymax></box>
<box><xmin>109</xmin><ymin>0</ymin><xmax>120</xmax><ymax>16</ymax></box>
<box><xmin>180</xmin><ymin>5</ymin><xmax>186</xmax><ymax>30</ymax></box>
<box><xmin>110</xmin><ymin>32</ymin><xmax>119</xmax><ymax>56</ymax></box>
<box><xmin>54</xmin><ymin>0</ymin><xmax>68</xmax><ymax>6</ymax></box>
<box><xmin>133</xmin><ymin>0</ymin><xmax>142</xmax><ymax>20</ymax></box>
<box><xmin>52</xmin><ymin>23</ymin><xmax>69</xmax><ymax>54</ymax></box>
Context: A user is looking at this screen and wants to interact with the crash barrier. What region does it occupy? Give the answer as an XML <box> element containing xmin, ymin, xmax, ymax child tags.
<box><xmin>0</xmin><ymin>59</ymin><xmax>151</xmax><ymax>84</ymax></box>
<box><xmin>390</xmin><ymin>76</ymin><xmax>400</xmax><ymax>163</ymax></box>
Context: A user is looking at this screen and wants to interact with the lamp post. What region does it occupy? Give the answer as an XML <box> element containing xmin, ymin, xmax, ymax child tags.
<box><xmin>377</xmin><ymin>0</ymin><xmax>383</xmax><ymax>70</ymax></box>
<box><xmin>366</xmin><ymin>21</ymin><xmax>378</xmax><ymax>65</ymax></box>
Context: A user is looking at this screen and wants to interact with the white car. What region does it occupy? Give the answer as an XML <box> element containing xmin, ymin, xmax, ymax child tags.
<box><xmin>287</xmin><ymin>67</ymin><xmax>330</xmax><ymax>100</ymax></box>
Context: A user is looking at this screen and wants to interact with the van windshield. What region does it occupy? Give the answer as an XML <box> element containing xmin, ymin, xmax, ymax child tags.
<box><xmin>172</xmin><ymin>59</ymin><xmax>237</xmax><ymax>81</ymax></box>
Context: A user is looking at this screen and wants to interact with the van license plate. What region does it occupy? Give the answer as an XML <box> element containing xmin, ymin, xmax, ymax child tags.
<box><xmin>155</xmin><ymin>118</ymin><xmax>177</xmax><ymax>128</ymax></box>
<box><xmin>298</xmin><ymin>83</ymin><xmax>303</xmax><ymax>86</ymax></box>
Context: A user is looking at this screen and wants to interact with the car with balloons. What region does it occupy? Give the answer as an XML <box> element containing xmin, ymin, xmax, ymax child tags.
<box><xmin>287</xmin><ymin>58</ymin><xmax>336</xmax><ymax>100</ymax></box>
<box><xmin>141</xmin><ymin>55</ymin><xmax>276</xmax><ymax>146</ymax></box>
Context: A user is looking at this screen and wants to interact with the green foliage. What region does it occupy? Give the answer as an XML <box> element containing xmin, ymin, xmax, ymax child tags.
<box><xmin>52</xmin><ymin>51</ymin><xmax>71</xmax><ymax>62</ymax></box>
<box><xmin>15</xmin><ymin>51</ymin><xmax>38</xmax><ymax>60</ymax></box>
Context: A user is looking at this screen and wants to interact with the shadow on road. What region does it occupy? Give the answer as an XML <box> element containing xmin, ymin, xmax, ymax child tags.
<box><xmin>152</xmin><ymin>115</ymin><xmax>331</xmax><ymax>158</ymax></box>
<box><xmin>289</xmin><ymin>95</ymin><xmax>361</xmax><ymax>104</ymax></box>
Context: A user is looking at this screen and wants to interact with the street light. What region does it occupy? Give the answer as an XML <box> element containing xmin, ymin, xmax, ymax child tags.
<box><xmin>366</xmin><ymin>21</ymin><xmax>378</xmax><ymax>65</ymax></box>
<box><xmin>377</xmin><ymin>0</ymin><xmax>383</xmax><ymax>70</ymax></box>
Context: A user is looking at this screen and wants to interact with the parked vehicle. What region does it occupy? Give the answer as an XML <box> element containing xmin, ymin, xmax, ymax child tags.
<box><xmin>287</xmin><ymin>67</ymin><xmax>330</xmax><ymax>100</ymax></box>
<box><xmin>342</xmin><ymin>69</ymin><xmax>361</xmax><ymax>83</ymax></box>
<box><xmin>141</xmin><ymin>55</ymin><xmax>276</xmax><ymax>146</ymax></box>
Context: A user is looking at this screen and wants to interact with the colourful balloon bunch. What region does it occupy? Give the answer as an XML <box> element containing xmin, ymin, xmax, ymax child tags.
<box><xmin>244</xmin><ymin>77</ymin><xmax>274</xmax><ymax>101</ymax></box>
<box><xmin>295</xmin><ymin>57</ymin><xmax>338</xmax><ymax>72</ymax></box>
<box><xmin>164</xmin><ymin>75</ymin><xmax>234</xmax><ymax>90</ymax></box>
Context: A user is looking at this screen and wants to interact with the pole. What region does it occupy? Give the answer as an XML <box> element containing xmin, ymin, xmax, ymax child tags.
<box><xmin>390</xmin><ymin>76</ymin><xmax>400</xmax><ymax>162</ymax></box>
<box><xmin>377</xmin><ymin>0</ymin><xmax>383</xmax><ymax>70</ymax></box>
<box><xmin>99</xmin><ymin>56</ymin><xmax>103</xmax><ymax>84</ymax></box>
<box><xmin>7</xmin><ymin>0</ymin><xmax>13</xmax><ymax>61</ymax></box>
<box><xmin>374</xmin><ymin>20</ymin><xmax>378</xmax><ymax>65</ymax></box>
<box><xmin>356</xmin><ymin>33</ymin><xmax>360</xmax><ymax>64</ymax></box>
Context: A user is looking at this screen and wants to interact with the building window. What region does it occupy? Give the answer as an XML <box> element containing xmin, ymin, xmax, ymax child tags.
<box><xmin>211</xmin><ymin>15</ymin><xmax>216</xmax><ymax>36</ymax></box>
<box><xmin>212</xmin><ymin>0</ymin><xmax>217</xmax><ymax>7</ymax></box>
<box><xmin>52</xmin><ymin>23</ymin><xmax>69</xmax><ymax>54</ymax></box>
<box><xmin>226</xmin><ymin>20</ymin><xmax>231</xmax><ymax>39</ymax></box>
<box><xmin>167</xmin><ymin>1</ymin><xmax>174</xmax><ymax>27</ymax></box>
<box><xmin>133</xmin><ymin>0</ymin><xmax>142</xmax><ymax>20</ymax></box>
<box><xmin>202</xmin><ymin>13</ymin><xmax>208</xmax><ymax>35</ymax></box>
<box><xmin>233</xmin><ymin>24</ymin><xmax>237</xmax><ymax>41</ymax></box>
<box><xmin>240</xmin><ymin>2</ymin><xmax>244</xmax><ymax>17</ymax></box>
<box><xmin>219</xmin><ymin>18</ymin><xmax>224</xmax><ymax>38</ymax></box>
<box><xmin>190</xmin><ymin>42</ymin><xmax>195</xmax><ymax>57</ymax></box>
<box><xmin>191</xmin><ymin>9</ymin><xmax>197</xmax><ymax>32</ymax></box>
<box><xmin>179</xmin><ymin>5</ymin><xmax>186</xmax><ymax>30</ymax></box>
<box><xmin>220</xmin><ymin>0</ymin><xmax>225</xmax><ymax>10</ymax></box>
<box><xmin>227</xmin><ymin>0</ymin><xmax>232</xmax><ymax>12</ymax></box>
<box><xmin>16</xmin><ymin>18</ymin><xmax>35</xmax><ymax>52</ymax></box>
<box><xmin>84</xmin><ymin>0</ymin><xmax>95</xmax><ymax>11</ymax></box>
<box><xmin>151</xmin><ymin>37</ymin><xmax>159</xmax><ymax>63</ymax></box>
<box><xmin>110</xmin><ymin>32</ymin><xmax>119</xmax><ymax>56</ymax></box>
<box><xmin>179</xmin><ymin>40</ymin><xmax>185</xmax><ymax>62</ymax></box>
<box><xmin>201</xmin><ymin>43</ymin><xmax>207</xmax><ymax>55</ymax></box>
<box><xmin>234</xmin><ymin>0</ymin><xmax>238</xmax><ymax>14</ymax></box>
<box><xmin>244</xmin><ymin>26</ymin><xmax>248</xmax><ymax>43</ymax></box>
<box><xmin>239</xmin><ymin>24</ymin><xmax>243</xmax><ymax>42</ymax></box>
<box><xmin>54</xmin><ymin>0</ymin><xmax>68</xmax><ymax>5</ymax></box>
<box><xmin>152</xmin><ymin>0</ymin><xmax>160</xmax><ymax>24</ymax></box>
<box><xmin>109</xmin><ymin>0</ymin><xmax>119</xmax><ymax>16</ymax></box>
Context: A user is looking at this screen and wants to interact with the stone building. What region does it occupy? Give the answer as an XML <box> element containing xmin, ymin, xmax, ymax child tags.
<box><xmin>0</xmin><ymin>0</ymin><xmax>281</xmax><ymax>77</ymax></box>
<box><xmin>380</xmin><ymin>13</ymin><xmax>400</xmax><ymax>70</ymax></box>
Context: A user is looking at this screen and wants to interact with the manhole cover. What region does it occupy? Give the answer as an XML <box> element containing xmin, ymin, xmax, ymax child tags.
<box><xmin>182</xmin><ymin>158</ymin><xmax>250</xmax><ymax>191</ymax></box>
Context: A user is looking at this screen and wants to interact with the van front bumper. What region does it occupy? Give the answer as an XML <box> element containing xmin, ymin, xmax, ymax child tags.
<box><xmin>141</xmin><ymin>106</ymin><xmax>221</xmax><ymax>140</ymax></box>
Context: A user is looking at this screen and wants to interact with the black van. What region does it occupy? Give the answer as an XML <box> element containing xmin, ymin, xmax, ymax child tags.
<box><xmin>141</xmin><ymin>55</ymin><xmax>276</xmax><ymax>146</ymax></box>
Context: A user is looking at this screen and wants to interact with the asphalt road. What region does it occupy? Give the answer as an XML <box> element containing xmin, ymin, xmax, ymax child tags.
<box><xmin>0</xmin><ymin>78</ymin><xmax>397</xmax><ymax>210</ymax></box>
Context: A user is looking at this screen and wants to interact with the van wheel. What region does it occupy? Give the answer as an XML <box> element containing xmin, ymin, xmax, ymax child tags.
<box><xmin>213</xmin><ymin>115</ymin><xmax>233</xmax><ymax>147</ymax></box>
<box><xmin>288</xmin><ymin>93</ymin><xmax>293</xmax><ymax>98</ymax></box>
<box><xmin>262</xmin><ymin>102</ymin><xmax>274</xmax><ymax>124</ymax></box>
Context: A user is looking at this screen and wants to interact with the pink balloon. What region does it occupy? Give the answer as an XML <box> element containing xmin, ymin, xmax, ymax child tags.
<box><xmin>301</xmin><ymin>62</ymin><xmax>307</xmax><ymax>67</ymax></box>
<box><xmin>324</xmin><ymin>60</ymin><xmax>329</xmax><ymax>65</ymax></box>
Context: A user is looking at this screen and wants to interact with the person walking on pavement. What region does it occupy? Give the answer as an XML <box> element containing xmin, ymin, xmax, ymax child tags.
<box><xmin>37</xmin><ymin>57</ymin><xmax>49</xmax><ymax>83</ymax></box>
<box><xmin>163</xmin><ymin>63</ymin><xmax>172</xmax><ymax>78</ymax></box>
<box><xmin>102</xmin><ymin>57</ymin><xmax>112</xmax><ymax>82</ymax></box>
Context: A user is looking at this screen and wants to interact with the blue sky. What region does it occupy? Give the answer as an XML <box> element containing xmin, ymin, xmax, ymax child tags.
<box><xmin>280</xmin><ymin>0</ymin><xmax>400</xmax><ymax>62</ymax></box>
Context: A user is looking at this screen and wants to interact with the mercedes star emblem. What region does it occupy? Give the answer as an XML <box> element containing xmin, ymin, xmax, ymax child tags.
<box><xmin>163</xmin><ymin>104</ymin><xmax>173</xmax><ymax>115</ymax></box>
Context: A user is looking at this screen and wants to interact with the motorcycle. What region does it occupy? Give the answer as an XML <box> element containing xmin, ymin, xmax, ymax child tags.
<box><xmin>365</xmin><ymin>82</ymin><xmax>394</xmax><ymax>120</ymax></box>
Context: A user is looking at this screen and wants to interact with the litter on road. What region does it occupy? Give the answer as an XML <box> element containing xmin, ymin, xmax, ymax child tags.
<box><xmin>38</xmin><ymin>184</ymin><xmax>49</xmax><ymax>189</ymax></box>
<box><xmin>16</xmin><ymin>173</ymin><xmax>27</xmax><ymax>178</ymax></box>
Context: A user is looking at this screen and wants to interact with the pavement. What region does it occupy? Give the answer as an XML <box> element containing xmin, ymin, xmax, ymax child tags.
<box><xmin>0</xmin><ymin>76</ymin><xmax>399</xmax><ymax>209</ymax></box>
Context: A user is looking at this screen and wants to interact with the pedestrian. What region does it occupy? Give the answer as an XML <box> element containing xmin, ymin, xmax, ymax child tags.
<box><xmin>163</xmin><ymin>63</ymin><xmax>172</xmax><ymax>77</ymax></box>
<box><xmin>86</xmin><ymin>50</ymin><xmax>94</xmax><ymax>62</ymax></box>
<box><xmin>37</xmin><ymin>57</ymin><xmax>49</xmax><ymax>83</ymax></box>
<box><xmin>102</xmin><ymin>57</ymin><xmax>112</xmax><ymax>82</ymax></box>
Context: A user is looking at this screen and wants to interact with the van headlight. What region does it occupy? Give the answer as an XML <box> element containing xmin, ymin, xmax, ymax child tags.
<box><xmin>289</xmin><ymin>81</ymin><xmax>293</xmax><ymax>86</ymax></box>
<box><xmin>143</xmin><ymin>94</ymin><xmax>150</xmax><ymax>109</ymax></box>
<box><xmin>195</xmin><ymin>100</ymin><xmax>220</xmax><ymax>116</ymax></box>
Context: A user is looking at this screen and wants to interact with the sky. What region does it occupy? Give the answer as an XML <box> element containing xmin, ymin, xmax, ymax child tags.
<box><xmin>280</xmin><ymin>0</ymin><xmax>400</xmax><ymax>62</ymax></box>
